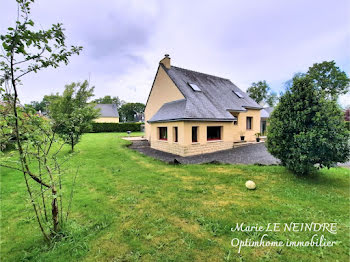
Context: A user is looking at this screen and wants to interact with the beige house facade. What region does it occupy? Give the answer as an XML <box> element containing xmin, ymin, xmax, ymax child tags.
<box><xmin>94</xmin><ymin>104</ymin><xmax>120</xmax><ymax>123</ymax></box>
<box><xmin>145</xmin><ymin>55</ymin><xmax>262</xmax><ymax>157</ymax></box>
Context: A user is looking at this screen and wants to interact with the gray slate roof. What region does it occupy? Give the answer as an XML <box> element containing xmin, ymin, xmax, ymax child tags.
<box><xmin>95</xmin><ymin>104</ymin><xmax>119</xmax><ymax>117</ymax></box>
<box><xmin>261</xmin><ymin>107</ymin><xmax>274</xmax><ymax>118</ymax></box>
<box><xmin>149</xmin><ymin>64</ymin><xmax>262</xmax><ymax>123</ymax></box>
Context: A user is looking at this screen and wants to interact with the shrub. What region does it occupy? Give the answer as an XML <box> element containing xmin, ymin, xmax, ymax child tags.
<box><xmin>90</xmin><ymin>122</ymin><xmax>142</xmax><ymax>133</ymax></box>
<box><xmin>266</xmin><ymin>75</ymin><xmax>350</xmax><ymax>175</ymax></box>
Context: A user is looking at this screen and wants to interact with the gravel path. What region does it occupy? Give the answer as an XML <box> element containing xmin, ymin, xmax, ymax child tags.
<box><xmin>129</xmin><ymin>141</ymin><xmax>280</xmax><ymax>165</ymax></box>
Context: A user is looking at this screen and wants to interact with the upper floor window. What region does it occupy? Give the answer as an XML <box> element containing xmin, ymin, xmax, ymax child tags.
<box><xmin>158</xmin><ymin>127</ymin><xmax>167</xmax><ymax>140</ymax></box>
<box><xmin>246</xmin><ymin>117</ymin><xmax>253</xmax><ymax>130</ymax></box>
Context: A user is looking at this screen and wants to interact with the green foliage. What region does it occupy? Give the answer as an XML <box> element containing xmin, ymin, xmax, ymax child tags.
<box><xmin>0</xmin><ymin>102</ymin><xmax>14</xmax><ymax>151</ymax></box>
<box><xmin>24</xmin><ymin>100</ymin><xmax>46</xmax><ymax>112</ymax></box>
<box><xmin>247</xmin><ymin>80</ymin><xmax>270</xmax><ymax>104</ymax></box>
<box><xmin>90</xmin><ymin>122</ymin><xmax>141</xmax><ymax>133</ymax></box>
<box><xmin>48</xmin><ymin>80</ymin><xmax>99</xmax><ymax>151</ymax></box>
<box><xmin>267</xmin><ymin>75</ymin><xmax>350</xmax><ymax>175</ymax></box>
<box><xmin>266</xmin><ymin>91</ymin><xmax>279</xmax><ymax>107</ymax></box>
<box><xmin>119</xmin><ymin>102</ymin><xmax>145</xmax><ymax>122</ymax></box>
<box><xmin>92</xmin><ymin>95</ymin><xmax>125</xmax><ymax>109</ymax></box>
<box><xmin>24</xmin><ymin>94</ymin><xmax>59</xmax><ymax>112</ymax></box>
<box><xmin>307</xmin><ymin>60</ymin><xmax>350</xmax><ymax>99</ymax></box>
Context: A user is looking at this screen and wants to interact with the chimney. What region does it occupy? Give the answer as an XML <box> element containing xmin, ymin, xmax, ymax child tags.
<box><xmin>159</xmin><ymin>54</ymin><xmax>171</xmax><ymax>69</ymax></box>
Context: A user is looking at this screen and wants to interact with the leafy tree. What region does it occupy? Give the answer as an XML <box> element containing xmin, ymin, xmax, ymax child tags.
<box><xmin>266</xmin><ymin>91</ymin><xmax>279</xmax><ymax>107</ymax></box>
<box><xmin>49</xmin><ymin>81</ymin><xmax>99</xmax><ymax>152</ymax></box>
<box><xmin>0</xmin><ymin>0</ymin><xmax>82</xmax><ymax>239</ymax></box>
<box><xmin>25</xmin><ymin>100</ymin><xmax>46</xmax><ymax>112</ymax></box>
<box><xmin>25</xmin><ymin>94</ymin><xmax>59</xmax><ymax>112</ymax></box>
<box><xmin>307</xmin><ymin>61</ymin><xmax>350</xmax><ymax>99</ymax></box>
<box><xmin>247</xmin><ymin>80</ymin><xmax>270</xmax><ymax>104</ymax></box>
<box><xmin>119</xmin><ymin>102</ymin><xmax>145</xmax><ymax>122</ymax></box>
<box><xmin>93</xmin><ymin>95</ymin><xmax>125</xmax><ymax>109</ymax></box>
<box><xmin>266</xmin><ymin>75</ymin><xmax>349</xmax><ymax>175</ymax></box>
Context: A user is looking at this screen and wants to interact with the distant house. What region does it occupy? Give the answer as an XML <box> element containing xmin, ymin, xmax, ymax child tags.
<box><xmin>260</xmin><ymin>107</ymin><xmax>274</xmax><ymax>135</ymax></box>
<box><xmin>94</xmin><ymin>104</ymin><xmax>119</xmax><ymax>123</ymax></box>
<box><xmin>144</xmin><ymin>55</ymin><xmax>262</xmax><ymax>157</ymax></box>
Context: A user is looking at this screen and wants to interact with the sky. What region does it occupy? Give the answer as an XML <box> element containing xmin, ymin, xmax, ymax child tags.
<box><xmin>1</xmin><ymin>0</ymin><xmax>349</xmax><ymax>107</ymax></box>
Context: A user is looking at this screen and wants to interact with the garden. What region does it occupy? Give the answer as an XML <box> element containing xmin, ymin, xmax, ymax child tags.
<box><xmin>1</xmin><ymin>132</ymin><xmax>349</xmax><ymax>261</ymax></box>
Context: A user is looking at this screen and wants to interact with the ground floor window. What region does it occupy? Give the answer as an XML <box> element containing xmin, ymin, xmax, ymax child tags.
<box><xmin>246</xmin><ymin>117</ymin><xmax>253</xmax><ymax>130</ymax></box>
<box><xmin>173</xmin><ymin>127</ymin><xmax>178</xmax><ymax>142</ymax></box>
<box><xmin>207</xmin><ymin>126</ymin><xmax>221</xmax><ymax>140</ymax></box>
<box><xmin>192</xmin><ymin>126</ymin><xmax>198</xmax><ymax>142</ymax></box>
<box><xmin>158</xmin><ymin>127</ymin><xmax>167</xmax><ymax>140</ymax></box>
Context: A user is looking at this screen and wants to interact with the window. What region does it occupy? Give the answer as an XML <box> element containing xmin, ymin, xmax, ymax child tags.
<box><xmin>246</xmin><ymin>117</ymin><xmax>253</xmax><ymax>130</ymax></box>
<box><xmin>207</xmin><ymin>126</ymin><xmax>221</xmax><ymax>140</ymax></box>
<box><xmin>173</xmin><ymin>127</ymin><xmax>178</xmax><ymax>142</ymax></box>
<box><xmin>158</xmin><ymin>127</ymin><xmax>167</xmax><ymax>140</ymax></box>
<box><xmin>192</xmin><ymin>126</ymin><xmax>198</xmax><ymax>142</ymax></box>
<box><xmin>188</xmin><ymin>82</ymin><xmax>201</xmax><ymax>92</ymax></box>
<box><xmin>233</xmin><ymin>90</ymin><xmax>244</xmax><ymax>98</ymax></box>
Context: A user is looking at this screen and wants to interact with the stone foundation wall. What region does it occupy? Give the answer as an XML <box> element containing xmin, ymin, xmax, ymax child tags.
<box><xmin>151</xmin><ymin>140</ymin><xmax>234</xmax><ymax>157</ymax></box>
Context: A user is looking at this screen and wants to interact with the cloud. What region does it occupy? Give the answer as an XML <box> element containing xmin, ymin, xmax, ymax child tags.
<box><xmin>0</xmin><ymin>0</ymin><xmax>348</xmax><ymax>106</ymax></box>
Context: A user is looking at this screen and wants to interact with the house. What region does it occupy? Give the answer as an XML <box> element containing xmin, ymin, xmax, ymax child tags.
<box><xmin>260</xmin><ymin>107</ymin><xmax>274</xmax><ymax>135</ymax></box>
<box><xmin>94</xmin><ymin>104</ymin><xmax>119</xmax><ymax>123</ymax></box>
<box><xmin>144</xmin><ymin>55</ymin><xmax>262</xmax><ymax>157</ymax></box>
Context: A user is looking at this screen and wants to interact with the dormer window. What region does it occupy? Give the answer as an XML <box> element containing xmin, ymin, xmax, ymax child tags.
<box><xmin>188</xmin><ymin>83</ymin><xmax>201</xmax><ymax>92</ymax></box>
<box><xmin>233</xmin><ymin>90</ymin><xmax>244</xmax><ymax>98</ymax></box>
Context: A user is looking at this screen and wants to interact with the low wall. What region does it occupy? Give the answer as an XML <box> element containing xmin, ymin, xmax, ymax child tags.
<box><xmin>151</xmin><ymin>140</ymin><xmax>234</xmax><ymax>157</ymax></box>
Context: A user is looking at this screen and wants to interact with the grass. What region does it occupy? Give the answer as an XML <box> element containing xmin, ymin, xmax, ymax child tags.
<box><xmin>1</xmin><ymin>132</ymin><xmax>349</xmax><ymax>261</ymax></box>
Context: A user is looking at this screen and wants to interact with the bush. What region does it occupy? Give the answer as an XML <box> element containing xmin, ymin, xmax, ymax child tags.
<box><xmin>266</xmin><ymin>76</ymin><xmax>350</xmax><ymax>175</ymax></box>
<box><xmin>90</xmin><ymin>122</ymin><xmax>142</xmax><ymax>133</ymax></box>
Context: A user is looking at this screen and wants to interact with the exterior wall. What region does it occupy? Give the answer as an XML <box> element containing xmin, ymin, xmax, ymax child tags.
<box><xmin>94</xmin><ymin>117</ymin><xmax>119</xmax><ymax>123</ymax></box>
<box><xmin>232</xmin><ymin>109</ymin><xmax>261</xmax><ymax>141</ymax></box>
<box><xmin>149</xmin><ymin>110</ymin><xmax>261</xmax><ymax>157</ymax></box>
<box><xmin>144</xmin><ymin>66</ymin><xmax>185</xmax><ymax>141</ymax></box>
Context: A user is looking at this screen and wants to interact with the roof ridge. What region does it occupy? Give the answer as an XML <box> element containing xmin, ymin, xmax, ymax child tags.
<box><xmin>170</xmin><ymin>65</ymin><xmax>230</xmax><ymax>81</ymax></box>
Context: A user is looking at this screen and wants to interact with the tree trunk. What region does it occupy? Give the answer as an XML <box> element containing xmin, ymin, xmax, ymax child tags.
<box><xmin>71</xmin><ymin>136</ymin><xmax>74</xmax><ymax>152</ymax></box>
<box><xmin>51</xmin><ymin>186</ymin><xmax>59</xmax><ymax>233</ymax></box>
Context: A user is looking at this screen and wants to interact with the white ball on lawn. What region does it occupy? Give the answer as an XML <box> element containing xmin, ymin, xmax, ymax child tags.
<box><xmin>245</xmin><ymin>180</ymin><xmax>256</xmax><ymax>190</ymax></box>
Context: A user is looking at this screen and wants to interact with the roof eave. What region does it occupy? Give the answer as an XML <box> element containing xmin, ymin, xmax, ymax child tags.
<box><xmin>243</xmin><ymin>106</ymin><xmax>263</xmax><ymax>110</ymax></box>
<box><xmin>148</xmin><ymin>117</ymin><xmax>236</xmax><ymax>123</ymax></box>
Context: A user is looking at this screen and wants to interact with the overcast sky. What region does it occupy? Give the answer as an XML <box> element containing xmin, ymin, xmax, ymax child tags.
<box><xmin>1</xmin><ymin>0</ymin><xmax>349</xmax><ymax>106</ymax></box>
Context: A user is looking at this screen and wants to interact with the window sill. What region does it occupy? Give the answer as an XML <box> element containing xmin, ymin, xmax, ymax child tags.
<box><xmin>158</xmin><ymin>139</ymin><xmax>168</xmax><ymax>142</ymax></box>
<box><xmin>207</xmin><ymin>139</ymin><xmax>223</xmax><ymax>143</ymax></box>
<box><xmin>191</xmin><ymin>142</ymin><xmax>200</xmax><ymax>144</ymax></box>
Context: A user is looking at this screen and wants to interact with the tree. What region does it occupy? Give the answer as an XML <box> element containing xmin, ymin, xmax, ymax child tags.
<box><xmin>25</xmin><ymin>100</ymin><xmax>46</xmax><ymax>112</ymax></box>
<box><xmin>307</xmin><ymin>61</ymin><xmax>350</xmax><ymax>100</ymax></box>
<box><xmin>49</xmin><ymin>81</ymin><xmax>99</xmax><ymax>152</ymax></box>
<box><xmin>266</xmin><ymin>75</ymin><xmax>349</xmax><ymax>175</ymax></box>
<box><xmin>119</xmin><ymin>102</ymin><xmax>145</xmax><ymax>122</ymax></box>
<box><xmin>93</xmin><ymin>95</ymin><xmax>125</xmax><ymax>109</ymax></box>
<box><xmin>266</xmin><ymin>91</ymin><xmax>279</xmax><ymax>107</ymax></box>
<box><xmin>24</xmin><ymin>94</ymin><xmax>58</xmax><ymax>112</ymax></box>
<box><xmin>0</xmin><ymin>0</ymin><xmax>82</xmax><ymax>240</ymax></box>
<box><xmin>247</xmin><ymin>80</ymin><xmax>270</xmax><ymax>104</ymax></box>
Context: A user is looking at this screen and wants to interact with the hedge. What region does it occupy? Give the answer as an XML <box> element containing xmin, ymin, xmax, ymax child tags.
<box><xmin>90</xmin><ymin>122</ymin><xmax>142</xmax><ymax>133</ymax></box>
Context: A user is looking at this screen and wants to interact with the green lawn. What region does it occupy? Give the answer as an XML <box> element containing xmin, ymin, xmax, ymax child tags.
<box><xmin>1</xmin><ymin>133</ymin><xmax>349</xmax><ymax>261</ymax></box>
